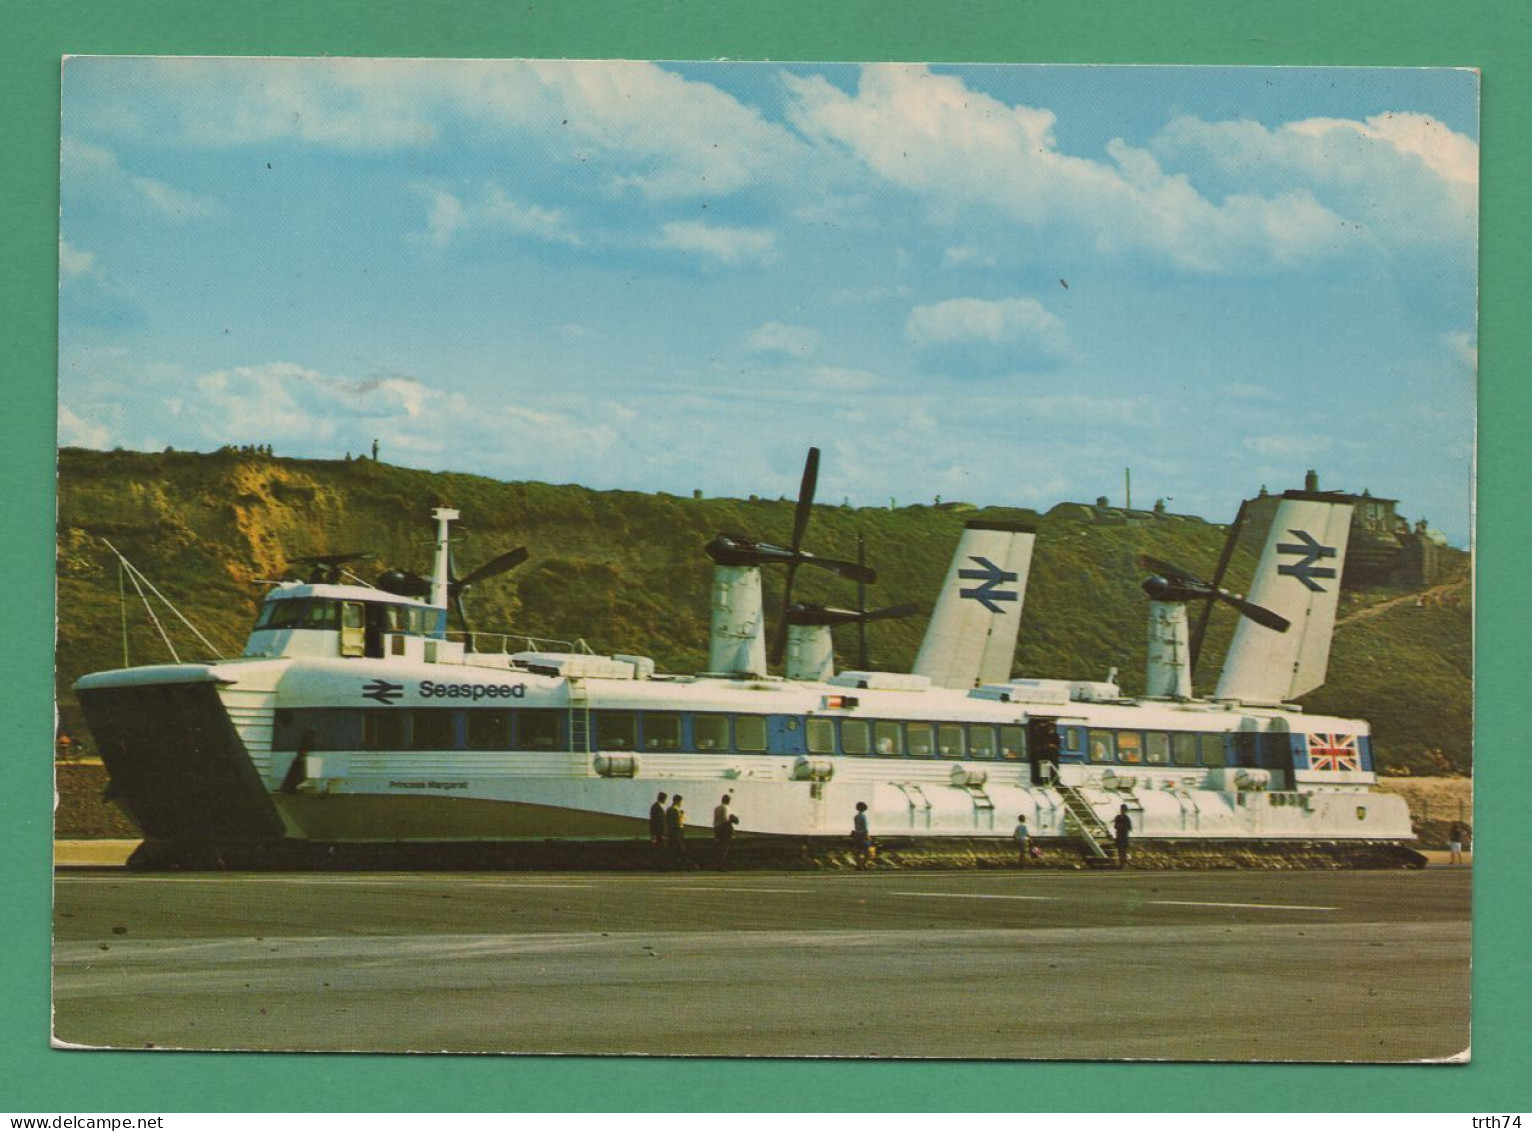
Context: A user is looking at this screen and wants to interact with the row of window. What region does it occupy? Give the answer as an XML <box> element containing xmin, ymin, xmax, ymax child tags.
<box><xmin>350</xmin><ymin>709</ymin><xmax>1028</xmax><ymax>758</ymax></box>
<box><xmin>1084</xmin><ymin>728</ymin><xmax>1225</xmax><ymax>767</ymax></box>
<box><xmin>804</xmin><ymin>717</ymin><xmax>1026</xmax><ymax>760</ymax></box>
<box><xmin>296</xmin><ymin>708</ymin><xmax>1234</xmax><ymax>767</ymax></box>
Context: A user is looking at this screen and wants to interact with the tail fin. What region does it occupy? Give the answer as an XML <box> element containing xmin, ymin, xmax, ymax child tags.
<box><xmin>912</xmin><ymin>520</ymin><xmax>1036</xmax><ymax>689</ymax></box>
<box><xmin>1214</xmin><ymin>491</ymin><xmax>1354</xmax><ymax>704</ymax></box>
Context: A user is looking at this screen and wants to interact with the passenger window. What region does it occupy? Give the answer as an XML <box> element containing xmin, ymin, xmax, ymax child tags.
<box><xmin>999</xmin><ymin>726</ymin><xmax>1026</xmax><ymax>760</ymax></box>
<box><xmin>1171</xmin><ymin>732</ymin><xmax>1198</xmax><ymax>766</ymax></box>
<box><xmin>967</xmin><ymin>725</ymin><xmax>996</xmax><ymax>758</ymax></box>
<box><xmin>1062</xmin><ymin>727</ymin><xmax>1083</xmax><ymax>753</ymax></box>
<box><xmin>873</xmin><ymin>721</ymin><xmax>903</xmax><ymax>756</ymax></box>
<box><xmin>468</xmin><ymin>710</ymin><xmax>511</xmax><ymax>750</ymax></box>
<box><xmin>694</xmin><ymin>715</ymin><xmax>728</xmax><ymax>751</ymax></box>
<box><xmin>1118</xmin><ymin>732</ymin><xmax>1143</xmax><ymax>764</ymax></box>
<box><xmin>519</xmin><ymin>710</ymin><xmax>561</xmax><ymax>750</ymax></box>
<box><xmin>735</xmin><ymin>715</ymin><xmax>768</xmax><ymax>752</ymax></box>
<box><xmin>1088</xmin><ymin>729</ymin><xmax>1115</xmax><ymax>763</ymax></box>
<box><xmin>363</xmin><ymin>710</ymin><xmax>409</xmax><ymax>751</ymax></box>
<box><xmin>806</xmin><ymin>718</ymin><xmax>835</xmax><ymax>754</ymax></box>
<box><xmin>1200</xmin><ymin>734</ymin><xmax>1225</xmax><ymax>765</ymax></box>
<box><xmin>1146</xmin><ymin>732</ymin><xmax>1170</xmax><ymax>764</ymax></box>
<box><xmin>841</xmin><ymin>720</ymin><xmax>871</xmax><ymax>755</ymax></box>
<box><xmin>938</xmin><ymin>724</ymin><xmax>965</xmax><ymax>758</ymax></box>
<box><xmin>906</xmin><ymin>723</ymin><xmax>935</xmax><ymax>758</ymax></box>
<box><xmin>413</xmin><ymin>710</ymin><xmax>456</xmax><ymax>749</ymax></box>
<box><xmin>596</xmin><ymin>712</ymin><xmax>637</xmax><ymax>750</ymax></box>
<box><xmin>644</xmin><ymin>713</ymin><xmax>681</xmax><ymax>751</ymax></box>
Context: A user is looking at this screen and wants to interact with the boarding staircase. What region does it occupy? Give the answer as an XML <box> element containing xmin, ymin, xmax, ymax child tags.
<box><xmin>1056</xmin><ymin>784</ymin><xmax>1112</xmax><ymax>861</ymax></box>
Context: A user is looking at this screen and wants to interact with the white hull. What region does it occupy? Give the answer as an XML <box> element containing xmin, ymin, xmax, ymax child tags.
<box><xmin>76</xmin><ymin>650</ymin><xmax>1414</xmax><ymax>847</ymax></box>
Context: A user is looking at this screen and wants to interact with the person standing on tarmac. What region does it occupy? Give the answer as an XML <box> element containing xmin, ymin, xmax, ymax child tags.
<box><xmin>665</xmin><ymin>794</ymin><xmax>688</xmax><ymax>869</ymax></box>
<box><xmin>1013</xmin><ymin>814</ymin><xmax>1031</xmax><ymax>867</ymax></box>
<box><xmin>1113</xmin><ymin>804</ymin><xmax>1132</xmax><ymax>868</ymax></box>
<box><xmin>648</xmin><ymin>791</ymin><xmax>668</xmax><ymax>868</ymax></box>
<box><xmin>852</xmin><ymin>801</ymin><xmax>873</xmax><ymax>870</ymax></box>
<box><xmin>712</xmin><ymin>794</ymin><xmax>733</xmax><ymax>871</ymax></box>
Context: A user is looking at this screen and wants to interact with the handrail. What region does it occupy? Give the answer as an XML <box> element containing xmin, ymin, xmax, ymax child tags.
<box><xmin>1056</xmin><ymin>783</ymin><xmax>1111</xmax><ymax>859</ymax></box>
<box><xmin>445</xmin><ymin>631</ymin><xmax>596</xmax><ymax>656</ymax></box>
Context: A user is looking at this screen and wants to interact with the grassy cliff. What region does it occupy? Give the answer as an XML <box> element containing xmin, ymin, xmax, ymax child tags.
<box><xmin>55</xmin><ymin>447</ymin><xmax>1472</xmax><ymax>775</ymax></box>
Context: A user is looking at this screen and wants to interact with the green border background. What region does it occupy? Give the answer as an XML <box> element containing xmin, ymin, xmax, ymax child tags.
<box><xmin>5</xmin><ymin>0</ymin><xmax>1526</xmax><ymax>1112</ymax></box>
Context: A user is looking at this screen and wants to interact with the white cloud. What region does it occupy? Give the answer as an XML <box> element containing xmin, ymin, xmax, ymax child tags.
<box><xmin>943</xmin><ymin>245</ymin><xmax>997</xmax><ymax>268</ymax></box>
<box><xmin>657</xmin><ymin>220</ymin><xmax>776</xmax><ymax>265</ymax></box>
<box><xmin>57</xmin><ymin>404</ymin><xmax>112</xmax><ymax>448</ymax></box>
<box><xmin>783</xmin><ymin>65</ymin><xmax>1449</xmax><ymax>273</ymax></box>
<box><xmin>84</xmin><ymin>59</ymin><xmax>807</xmax><ymax>201</ymax></box>
<box><xmin>58</xmin><ymin>239</ymin><xmax>97</xmax><ymax>284</ymax></box>
<box><xmin>747</xmin><ymin>322</ymin><xmax>820</xmax><ymax>356</ymax></box>
<box><xmin>61</xmin><ymin>137</ymin><xmax>223</xmax><ymax>222</ymax></box>
<box><xmin>900</xmin><ymin>295</ymin><xmax>1072</xmax><ymax>352</ymax></box>
<box><xmin>1288</xmin><ymin>112</ymin><xmax>1478</xmax><ymax>188</ymax></box>
<box><xmin>1151</xmin><ymin>112</ymin><xmax>1478</xmax><ymax>254</ymax></box>
<box><xmin>409</xmin><ymin>182</ymin><xmax>581</xmax><ymax>250</ymax></box>
<box><xmin>66</xmin><ymin>358</ymin><xmax>626</xmax><ymax>471</ymax></box>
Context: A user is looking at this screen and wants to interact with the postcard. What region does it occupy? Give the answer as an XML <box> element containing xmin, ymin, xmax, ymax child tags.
<box><xmin>54</xmin><ymin>58</ymin><xmax>1475</xmax><ymax>1061</ymax></box>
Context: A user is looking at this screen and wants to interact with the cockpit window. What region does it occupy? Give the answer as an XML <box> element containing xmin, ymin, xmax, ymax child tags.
<box><xmin>255</xmin><ymin>598</ymin><xmax>308</xmax><ymax>630</ymax></box>
<box><xmin>301</xmin><ymin>600</ymin><xmax>339</xmax><ymax>630</ymax></box>
<box><xmin>255</xmin><ymin>596</ymin><xmax>436</xmax><ymax>635</ymax></box>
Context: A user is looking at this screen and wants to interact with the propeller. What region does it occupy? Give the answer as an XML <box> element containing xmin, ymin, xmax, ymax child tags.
<box><xmin>704</xmin><ymin>535</ymin><xmax>874</xmax><ymax>582</ymax></box>
<box><xmin>448</xmin><ymin>546</ymin><xmax>528</xmax><ymax>637</ymax></box>
<box><xmin>290</xmin><ymin>551</ymin><xmax>377</xmax><ymax>584</ymax></box>
<box><xmin>784</xmin><ymin>601</ymin><xmax>922</xmax><ymax>627</ymax></box>
<box><xmin>375</xmin><ymin>545</ymin><xmax>529</xmax><ymax>639</ymax></box>
<box><xmin>1191</xmin><ymin>497</ymin><xmax>1252</xmax><ymax>673</ymax></box>
<box><xmin>1138</xmin><ymin>554</ymin><xmax>1290</xmax><ymax>633</ymax></box>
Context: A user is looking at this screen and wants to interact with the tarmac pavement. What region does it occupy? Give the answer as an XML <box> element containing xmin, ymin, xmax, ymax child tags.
<box><xmin>52</xmin><ymin>867</ymin><xmax>1470</xmax><ymax>1061</ymax></box>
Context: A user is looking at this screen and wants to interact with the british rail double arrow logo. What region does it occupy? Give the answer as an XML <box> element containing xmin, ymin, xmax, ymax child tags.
<box><xmin>1276</xmin><ymin>529</ymin><xmax>1338</xmax><ymax>592</ymax></box>
<box><xmin>958</xmin><ymin>556</ymin><xmax>1020</xmax><ymax>614</ymax></box>
<box><xmin>361</xmin><ymin>679</ymin><xmax>405</xmax><ymax>704</ymax></box>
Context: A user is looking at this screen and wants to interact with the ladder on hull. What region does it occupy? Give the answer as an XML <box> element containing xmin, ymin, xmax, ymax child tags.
<box><xmin>568</xmin><ymin>680</ymin><xmax>592</xmax><ymax>755</ymax></box>
<box><xmin>1056</xmin><ymin>784</ymin><xmax>1112</xmax><ymax>860</ymax></box>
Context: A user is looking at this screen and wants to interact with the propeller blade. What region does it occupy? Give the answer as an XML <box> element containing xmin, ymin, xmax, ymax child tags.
<box><xmin>795</xmin><ymin>550</ymin><xmax>876</xmax><ymax>584</ymax></box>
<box><xmin>452</xmin><ymin>546</ymin><xmax>529</xmax><ymax>593</ymax></box>
<box><xmin>786</xmin><ymin>602</ymin><xmax>920</xmax><ymax>627</ymax></box>
<box><xmin>1138</xmin><ymin>554</ymin><xmax>1204</xmax><ymax>588</ymax></box>
<box><xmin>862</xmin><ymin>602</ymin><xmax>921</xmax><ymax>623</ymax></box>
<box><xmin>707</xmin><ymin>536</ymin><xmax>873</xmax><ymax>582</ymax></box>
<box><xmin>1214</xmin><ymin>590</ymin><xmax>1291</xmax><ymax>633</ymax></box>
<box><xmin>1192</xmin><ymin>497</ymin><xmax>1252</xmax><ymax>673</ymax></box>
<box><xmin>790</xmin><ymin>447</ymin><xmax>820</xmax><ymax>554</ymax></box>
<box><xmin>775</xmin><ymin>448</ymin><xmax>820</xmax><ymax>664</ymax></box>
<box><xmin>291</xmin><ymin>551</ymin><xmax>377</xmax><ymax>583</ymax></box>
<box><xmin>785</xmin><ymin>602</ymin><xmax>860</xmax><ymax>627</ymax></box>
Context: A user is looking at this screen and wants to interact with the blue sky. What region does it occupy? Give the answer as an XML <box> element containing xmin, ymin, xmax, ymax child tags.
<box><xmin>58</xmin><ymin>59</ymin><xmax>1477</xmax><ymax>544</ymax></box>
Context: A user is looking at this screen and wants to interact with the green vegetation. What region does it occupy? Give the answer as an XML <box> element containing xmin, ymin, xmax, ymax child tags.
<box><xmin>55</xmin><ymin>448</ymin><xmax>1472</xmax><ymax>774</ymax></box>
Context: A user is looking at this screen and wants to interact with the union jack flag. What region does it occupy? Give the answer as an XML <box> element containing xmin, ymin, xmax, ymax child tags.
<box><xmin>1306</xmin><ymin>732</ymin><xmax>1361</xmax><ymax>772</ymax></box>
